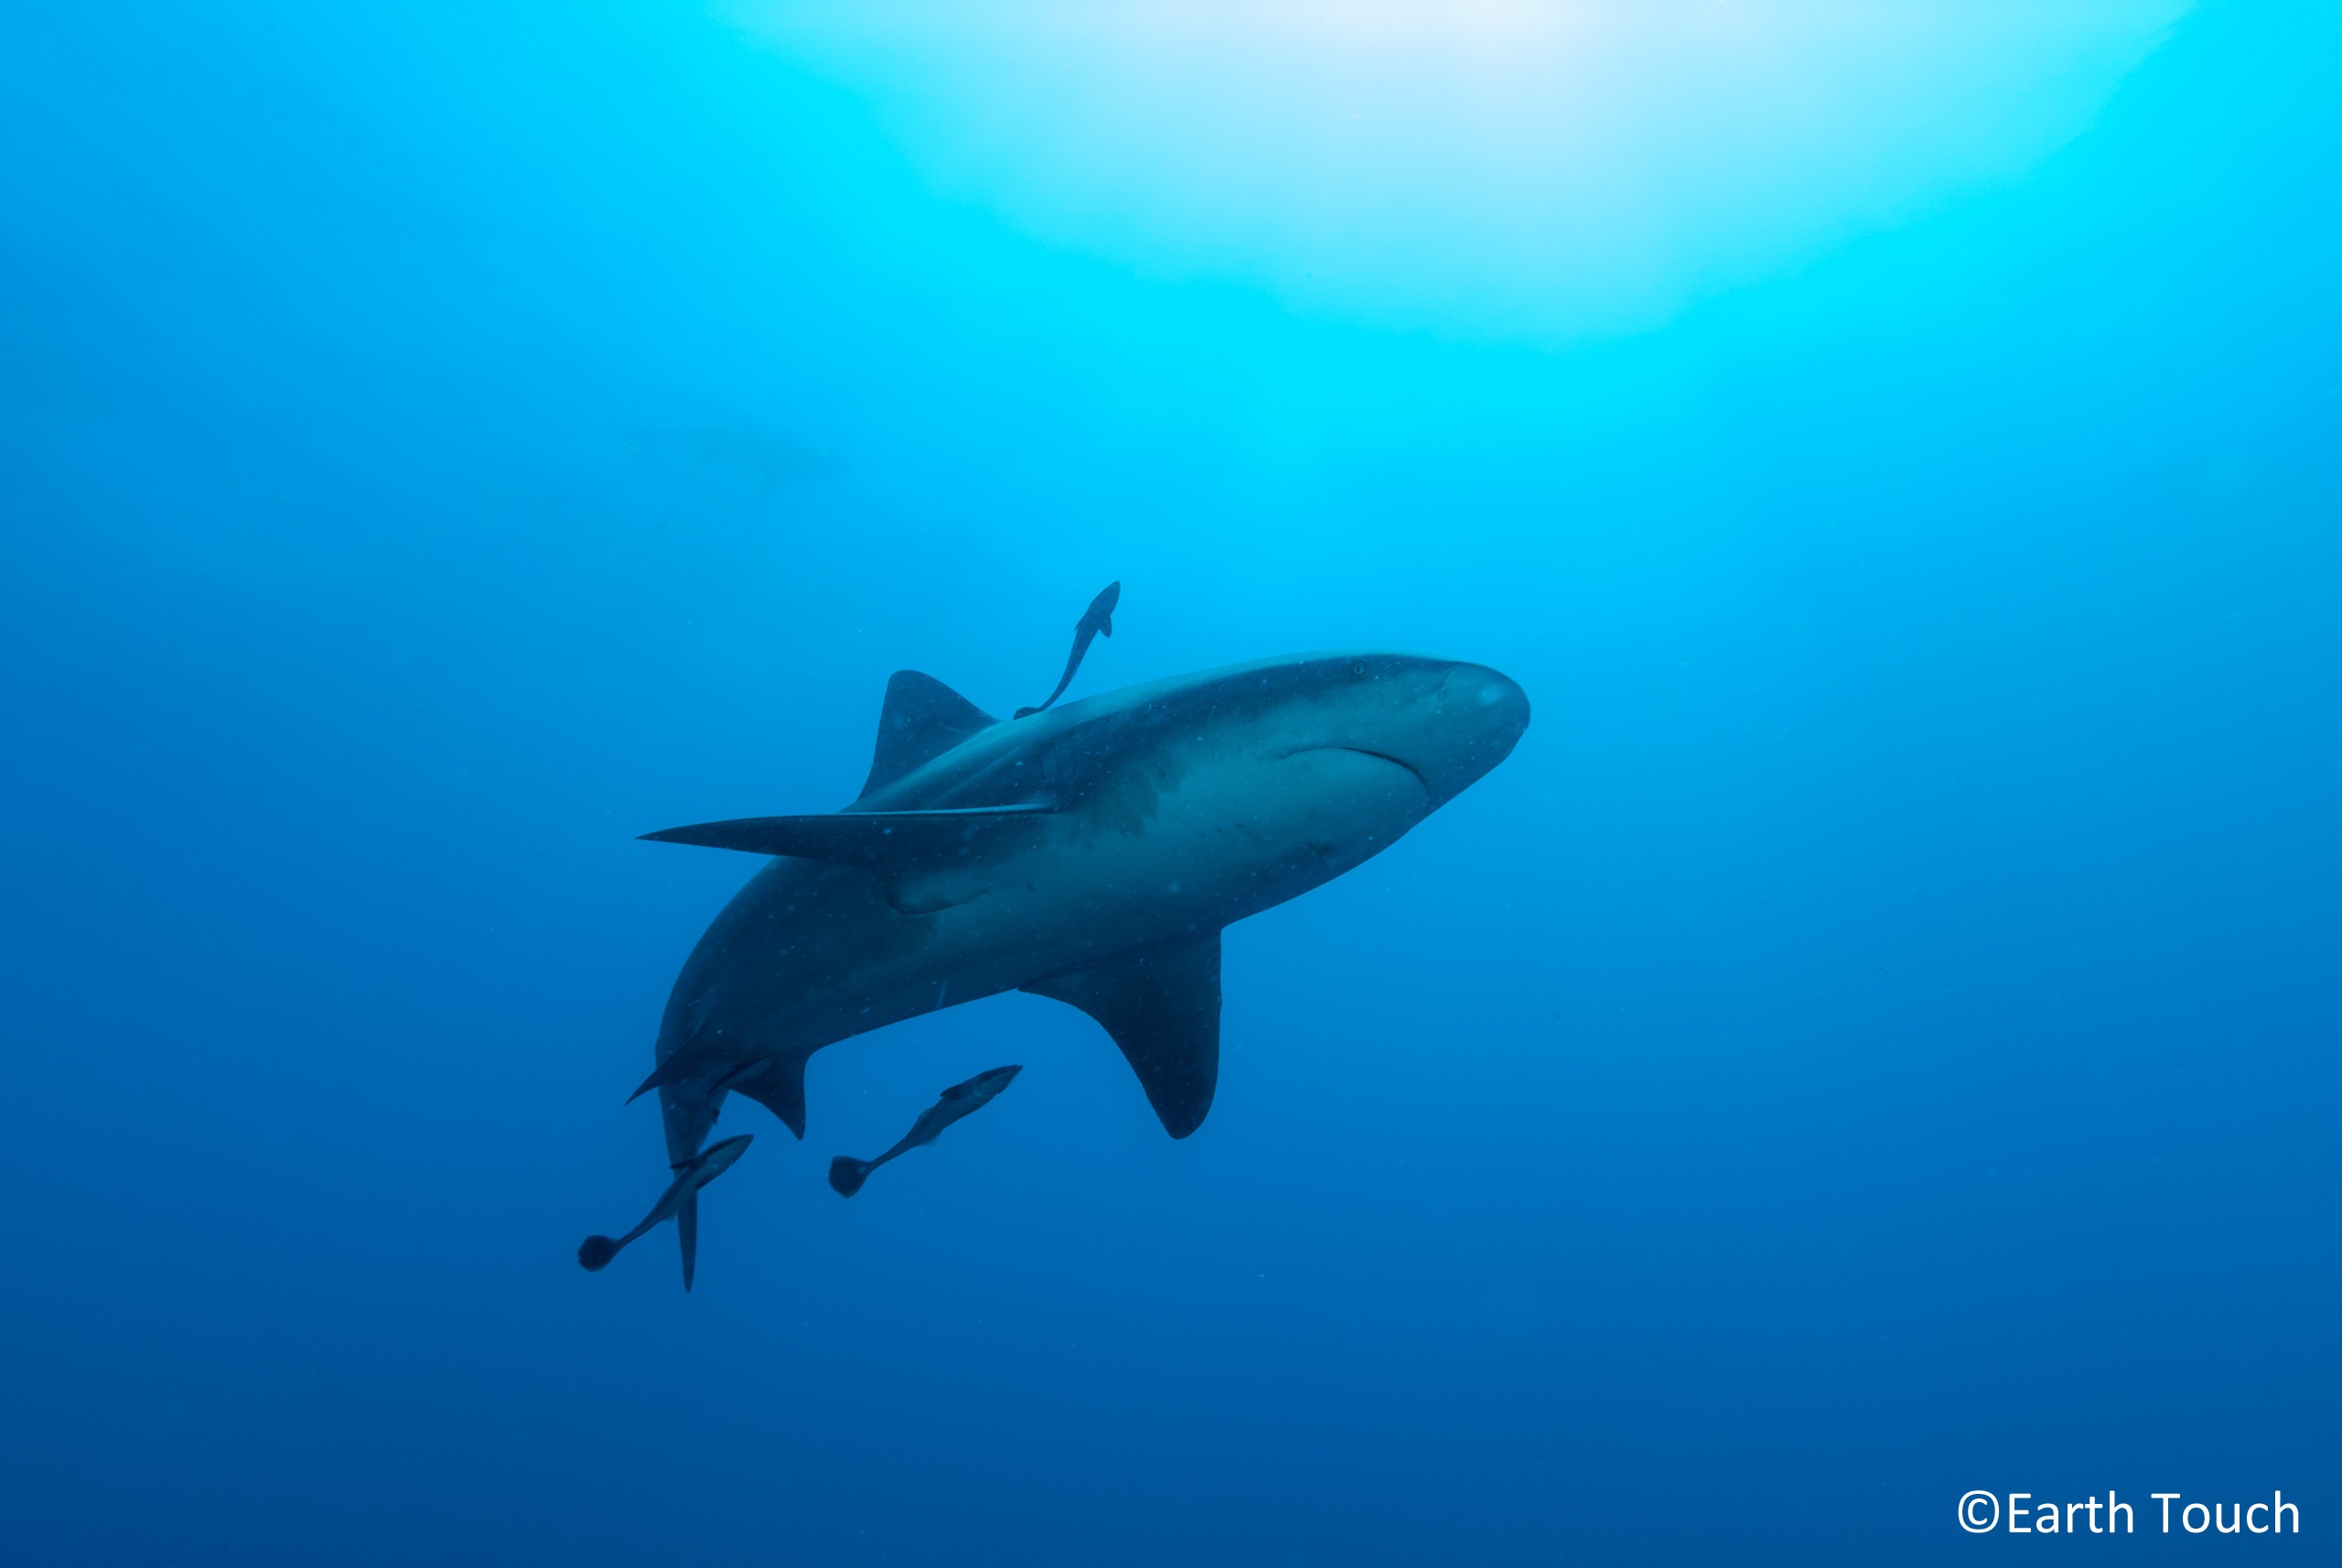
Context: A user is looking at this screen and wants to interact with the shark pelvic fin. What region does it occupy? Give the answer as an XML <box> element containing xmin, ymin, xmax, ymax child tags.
<box><xmin>861</xmin><ymin>671</ymin><xmax>1000</xmax><ymax>798</ymax></box>
<box><xmin>1023</xmin><ymin>929</ymin><xmax>1221</xmax><ymax>1138</ymax></box>
<box><xmin>628</xmin><ymin>1046</ymin><xmax>769</xmax><ymax>1104</ymax></box>
<box><xmin>627</xmin><ymin>1051</ymin><xmax>688</xmax><ymax>1101</ymax></box>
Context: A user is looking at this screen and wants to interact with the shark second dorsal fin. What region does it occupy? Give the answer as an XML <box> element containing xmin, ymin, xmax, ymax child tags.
<box><xmin>861</xmin><ymin>671</ymin><xmax>999</xmax><ymax>799</ymax></box>
<box><xmin>1022</xmin><ymin>931</ymin><xmax>1222</xmax><ymax>1139</ymax></box>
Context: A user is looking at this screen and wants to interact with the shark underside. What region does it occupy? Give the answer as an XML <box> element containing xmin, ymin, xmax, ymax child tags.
<box><xmin>596</xmin><ymin>640</ymin><xmax>1529</xmax><ymax>1286</ymax></box>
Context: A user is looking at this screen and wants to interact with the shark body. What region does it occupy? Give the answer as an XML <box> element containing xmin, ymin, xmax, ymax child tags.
<box><xmin>621</xmin><ymin>649</ymin><xmax>1529</xmax><ymax>1282</ymax></box>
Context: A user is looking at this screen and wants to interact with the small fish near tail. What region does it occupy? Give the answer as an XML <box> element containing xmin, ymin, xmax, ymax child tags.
<box><xmin>826</xmin><ymin>1065</ymin><xmax>1022</xmax><ymax>1198</ymax></box>
<box><xmin>576</xmin><ymin>1133</ymin><xmax>753</xmax><ymax>1290</ymax></box>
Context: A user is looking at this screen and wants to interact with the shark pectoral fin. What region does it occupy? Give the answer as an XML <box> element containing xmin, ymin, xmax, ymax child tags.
<box><xmin>1022</xmin><ymin>930</ymin><xmax>1221</xmax><ymax>1139</ymax></box>
<box><xmin>725</xmin><ymin>1056</ymin><xmax>808</xmax><ymax>1139</ymax></box>
<box><xmin>640</xmin><ymin>804</ymin><xmax>1058</xmax><ymax>869</ymax></box>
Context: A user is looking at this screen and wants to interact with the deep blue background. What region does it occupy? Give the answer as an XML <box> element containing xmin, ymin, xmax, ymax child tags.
<box><xmin>2</xmin><ymin>4</ymin><xmax>2335</xmax><ymax>1563</ymax></box>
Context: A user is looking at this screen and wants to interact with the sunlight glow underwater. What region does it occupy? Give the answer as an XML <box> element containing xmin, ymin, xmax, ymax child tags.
<box><xmin>737</xmin><ymin>0</ymin><xmax>2190</xmax><ymax>338</ymax></box>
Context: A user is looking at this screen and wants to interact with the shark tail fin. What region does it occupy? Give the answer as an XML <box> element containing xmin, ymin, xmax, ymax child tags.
<box><xmin>577</xmin><ymin>1234</ymin><xmax>621</xmax><ymax>1272</ymax></box>
<box><xmin>828</xmin><ymin>1155</ymin><xmax>873</xmax><ymax>1198</ymax></box>
<box><xmin>677</xmin><ymin>1188</ymin><xmax>699</xmax><ymax>1292</ymax></box>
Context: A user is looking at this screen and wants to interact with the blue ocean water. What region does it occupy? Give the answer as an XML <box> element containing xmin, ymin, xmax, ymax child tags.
<box><xmin>2</xmin><ymin>4</ymin><xmax>2335</xmax><ymax>1563</ymax></box>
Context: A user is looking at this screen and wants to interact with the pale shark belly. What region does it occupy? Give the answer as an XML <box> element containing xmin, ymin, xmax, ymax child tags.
<box><xmin>666</xmin><ymin>745</ymin><xmax>1429</xmax><ymax>1072</ymax></box>
<box><xmin>921</xmin><ymin>743</ymin><xmax>1433</xmax><ymax>968</ymax></box>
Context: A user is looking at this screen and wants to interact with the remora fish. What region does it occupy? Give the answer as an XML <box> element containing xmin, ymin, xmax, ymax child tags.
<box><xmin>1015</xmin><ymin>581</ymin><xmax>1119</xmax><ymax>719</ymax></box>
<box><xmin>830</xmin><ymin>1064</ymin><xmax>1023</xmax><ymax>1197</ymax></box>
<box><xmin>621</xmin><ymin>640</ymin><xmax>1529</xmax><ymax>1285</ymax></box>
<box><xmin>577</xmin><ymin>1133</ymin><xmax>751</xmax><ymax>1290</ymax></box>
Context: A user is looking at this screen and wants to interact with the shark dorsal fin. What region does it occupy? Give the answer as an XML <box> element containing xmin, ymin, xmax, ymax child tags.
<box><xmin>861</xmin><ymin>671</ymin><xmax>999</xmax><ymax>799</ymax></box>
<box><xmin>1022</xmin><ymin>932</ymin><xmax>1221</xmax><ymax>1139</ymax></box>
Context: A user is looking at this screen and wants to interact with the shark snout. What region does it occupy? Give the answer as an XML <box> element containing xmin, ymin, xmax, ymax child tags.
<box><xmin>1303</xmin><ymin>654</ymin><xmax>1529</xmax><ymax>809</ymax></box>
<box><xmin>1416</xmin><ymin>662</ymin><xmax>1530</xmax><ymax>805</ymax></box>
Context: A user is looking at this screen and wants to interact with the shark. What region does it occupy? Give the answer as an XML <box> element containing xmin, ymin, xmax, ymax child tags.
<box><xmin>829</xmin><ymin>1064</ymin><xmax>1023</xmax><ymax>1198</ymax></box>
<box><xmin>610</xmin><ymin>642</ymin><xmax>1530</xmax><ymax>1285</ymax></box>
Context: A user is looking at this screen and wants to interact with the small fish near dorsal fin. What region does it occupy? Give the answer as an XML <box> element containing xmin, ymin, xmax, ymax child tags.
<box><xmin>1015</xmin><ymin>581</ymin><xmax>1120</xmax><ymax>720</ymax></box>
<box><xmin>1022</xmin><ymin>930</ymin><xmax>1221</xmax><ymax>1139</ymax></box>
<box><xmin>861</xmin><ymin>671</ymin><xmax>1000</xmax><ymax>799</ymax></box>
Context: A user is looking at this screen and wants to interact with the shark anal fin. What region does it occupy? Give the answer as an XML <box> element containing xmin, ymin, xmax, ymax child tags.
<box><xmin>1023</xmin><ymin>930</ymin><xmax>1220</xmax><ymax>1138</ymax></box>
<box><xmin>640</xmin><ymin>804</ymin><xmax>1057</xmax><ymax>868</ymax></box>
<box><xmin>861</xmin><ymin>671</ymin><xmax>1000</xmax><ymax>798</ymax></box>
<box><xmin>726</xmin><ymin>1056</ymin><xmax>808</xmax><ymax>1139</ymax></box>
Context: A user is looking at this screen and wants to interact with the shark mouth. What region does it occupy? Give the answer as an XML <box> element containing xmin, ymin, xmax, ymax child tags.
<box><xmin>1324</xmin><ymin>746</ymin><xmax>1430</xmax><ymax>793</ymax></box>
<box><xmin>1280</xmin><ymin>745</ymin><xmax>1432</xmax><ymax>795</ymax></box>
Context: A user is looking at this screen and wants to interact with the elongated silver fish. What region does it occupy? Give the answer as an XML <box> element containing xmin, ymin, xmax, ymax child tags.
<box><xmin>576</xmin><ymin>1133</ymin><xmax>751</xmax><ymax>1290</ymax></box>
<box><xmin>829</xmin><ymin>1065</ymin><xmax>1022</xmax><ymax>1197</ymax></box>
